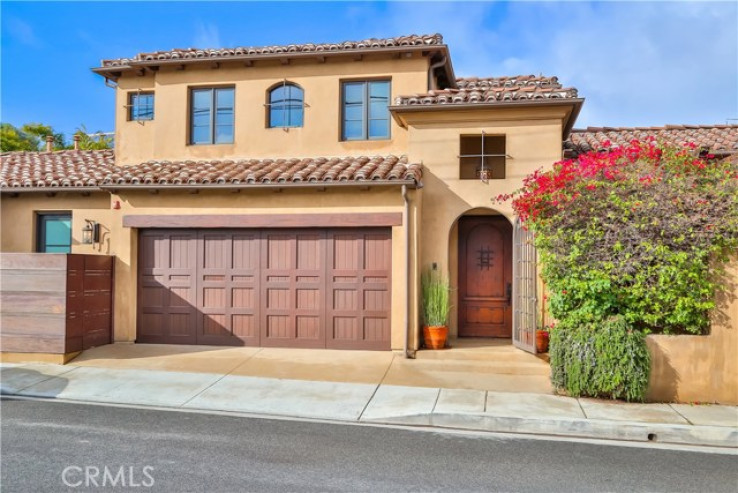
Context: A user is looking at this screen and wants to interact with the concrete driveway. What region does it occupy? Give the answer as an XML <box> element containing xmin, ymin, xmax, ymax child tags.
<box><xmin>65</xmin><ymin>341</ymin><xmax>552</xmax><ymax>393</ymax></box>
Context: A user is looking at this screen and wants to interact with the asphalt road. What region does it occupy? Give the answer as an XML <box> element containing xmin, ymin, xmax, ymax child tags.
<box><xmin>1</xmin><ymin>398</ymin><xmax>736</xmax><ymax>493</ymax></box>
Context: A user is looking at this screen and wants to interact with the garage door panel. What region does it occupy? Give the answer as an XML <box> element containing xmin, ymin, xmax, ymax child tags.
<box><xmin>139</xmin><ymin>227</ymin><xmax>390</xmax><ymax>350</ymax></box>
<box><xmin>137</xmin><ymin>230</ymin><xmax>197</xmax><ymax>344</ymax></box>
<box><xmin>195</xmin><ymin>230</ymin><xmax>260</xmax><ymax>346</ymax></box>
<box><xmin>364</xmin><ymin>318</ymin><xmax>390</xmax><ymax>342</ymax></box>
<box><xmin>266</xmin><ymin>315</ymin><xmax>290</xmax><ymax>338</ymax></box>
<box><xmin>232</xmin><ymin>314</ymin><xmax>256</xmax><ymax>338</ymax></box>
<box><xmin>326</xmin><ymin>229</ymin><xmax>391</xmax><ymax>350</ymax></box>
<box><xmin>232</xmin><ymin>287</ymin><xmax>255</xmax><ymax>307</ymax></box>
<box><xmin>332</xmin><ymin>317</ymin><xmax>358</xmax><ymax>340</ymax></box>
<box><xmin>169</xmin><ymin>235</ymin><xmax>196</xmax><ymax>269</ymax></box>
<box><xmin>260</xmin><ymin>231</ymin><xmax>326</xmax><ymax>348</ymax></box>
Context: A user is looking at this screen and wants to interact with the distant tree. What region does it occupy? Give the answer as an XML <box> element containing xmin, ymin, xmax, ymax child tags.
<box><xmin>0</xmin><ymin>122</ymin><xmax>113</xmax><ymax>151</ymax></box>
<box><xmin>18</xmin><ymin>123</ymin><xmax>65</xmax><ymax>149</ymax></box>
<box><xmin>73</xmin><ymin>124</ymin><xmax>113</xmax><ymax>150</ymax></box>
<box><xmin>0</xmin><ymin>123</ymin><xmax>37</xmax><ymax>151</ymax></box>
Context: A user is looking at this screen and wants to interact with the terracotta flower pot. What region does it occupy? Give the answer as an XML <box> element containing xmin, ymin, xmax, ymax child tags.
<box><xmin>535</xmin><ymin>330</ymin><xmax>549</xmax><ymax>353</ymax></box>
<box><xmin>423</xmin><ymin>325</ymin><xmax>448</xmax><ymax>349</ymax></box>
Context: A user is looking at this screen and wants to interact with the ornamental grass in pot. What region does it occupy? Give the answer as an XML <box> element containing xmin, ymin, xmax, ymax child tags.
<box><xmin>422</xmin><ymin>269</ymin><xmax>451</xmax><ymax>349</ymax></box>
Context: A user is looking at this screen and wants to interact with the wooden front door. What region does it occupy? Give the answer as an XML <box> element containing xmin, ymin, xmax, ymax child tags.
<box><xmin>458</xmin><ymin>216</ymin><xmax>513</xmax><ymax>338</ymax></box>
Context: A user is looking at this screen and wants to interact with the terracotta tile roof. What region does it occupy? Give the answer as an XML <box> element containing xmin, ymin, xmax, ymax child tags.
<box><xmin>101</xmin><ymin>34</ymin><xmax>444</xmax><ymax>68</ymax></box>
<box><xmin>393</xmin><ymin>75</ymin><xmax>579</xmax><ymax>106</ymax></box>
<box><xmin>0</xmin><ymin>150</ymin><xmax>115</xmax><ymax>189</ymax></box>
<box><xmin>106</xmin><ymin>155</ymin><xmax>421</xmax><ymax>186</ymax></box>
<box><xmin>0</xmin><ymin>152</ymin><xmax>422</xmax><ymax>191</ymax></box>
<box><xmin>565</xmin><ymin>125</ymin><xmax>738</xmax><ymax>156</ymax></box>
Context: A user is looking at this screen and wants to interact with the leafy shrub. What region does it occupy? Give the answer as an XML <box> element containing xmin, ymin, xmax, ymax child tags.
<box><xmin>549</xmin><ymin>316</ymin><xmax>651</xmax><ymax>401</ymax></box>
<box><xmin>421</xmin><ymin>269</ymin><xmax>450</xmax><ymax>327</ymax></box>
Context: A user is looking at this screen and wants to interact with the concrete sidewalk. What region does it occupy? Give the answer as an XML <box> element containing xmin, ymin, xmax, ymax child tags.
<box><xmin>2</xmin><ymin>360</ymin><xmax>736</xmax><ymax>449</ymax></box>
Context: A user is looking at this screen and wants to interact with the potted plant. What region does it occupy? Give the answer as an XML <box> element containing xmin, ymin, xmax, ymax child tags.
<box><xmin>536</xmin><ymin>324</ymin><xmax>552</xmax><ymax>353</ymax></box>
<box><xmin>422</xmin><ymin>269</ymin><xmax>451</xmax><ymax>349</ymax></box>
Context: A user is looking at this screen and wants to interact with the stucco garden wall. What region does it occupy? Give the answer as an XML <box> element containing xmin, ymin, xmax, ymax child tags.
<box><xmin>646</xmin><ymin>259</ymin><xmax>738</xmax><ymax>404</ymax></box>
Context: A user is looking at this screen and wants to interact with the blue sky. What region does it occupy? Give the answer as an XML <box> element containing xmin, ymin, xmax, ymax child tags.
<box><xmin>2</xmin><ymin>1</ymin><xmax>736</xmax><ymax>138</ymax></box>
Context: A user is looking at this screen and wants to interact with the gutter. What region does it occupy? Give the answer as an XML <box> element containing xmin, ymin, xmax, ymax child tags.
<box><xmin>98</xmin><ymin>180</ymin><xmax>419</xmax><ymax>191</ymax></box>
<box><xmin>1</xmin><ymin>180</ymin><xmax>420</xmax><ymax>195</ymax></box>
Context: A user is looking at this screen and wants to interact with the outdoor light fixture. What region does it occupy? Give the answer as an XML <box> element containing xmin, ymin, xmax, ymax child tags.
<box><xmin>82</xmin><ymin>220</ymin><xmax>100</xmax><ymax>245</ymax></box>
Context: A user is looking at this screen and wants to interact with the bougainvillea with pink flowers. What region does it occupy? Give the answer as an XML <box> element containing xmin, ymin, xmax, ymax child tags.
<box><xmin>497</xmin><ymin>139</ymin><xmax>738</xmax><ymax>400</ymax></box>
<box><xmin>499</xmin><ymin>139</ymin><xmax>738</xmax><ymax>334</ymax></box>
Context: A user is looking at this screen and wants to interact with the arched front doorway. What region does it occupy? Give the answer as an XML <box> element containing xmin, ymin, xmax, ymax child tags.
<box><xmin>456</xmin><ymin>212</ymin><xmax>513</xmax><ymax>338</ymax></box>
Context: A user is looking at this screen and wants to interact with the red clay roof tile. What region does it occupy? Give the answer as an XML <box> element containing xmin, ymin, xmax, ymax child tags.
<box><xmin>101</xmin><ymin>34</ymin><xmax>445</xmax><ymax>68</ymax></box>
<box><xmin>565</xmin><ymin>125</ymin><xmax>738</xmax><ymax>155</ymax></box>
<box><xmin>393</xmin><ymin>75</ymin><xmax>579</xmax><ymax>106</ymax></box>
<box><xmin>0</xmin><ymin>152</ymin><xmax>421</xmax><ymax>191</ymax></box>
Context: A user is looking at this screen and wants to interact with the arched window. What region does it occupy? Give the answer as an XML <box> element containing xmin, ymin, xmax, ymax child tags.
<box><xmin>268</xmin><ymin>83</ymin><xmax>304</xmax><ymax>128</ymax></box>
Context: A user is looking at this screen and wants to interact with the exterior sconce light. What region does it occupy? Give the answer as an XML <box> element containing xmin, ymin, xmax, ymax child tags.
<box><xmin>82</xmin><ymin>220</ymin><xmax>100</xmax><ymax>245</ymax></box>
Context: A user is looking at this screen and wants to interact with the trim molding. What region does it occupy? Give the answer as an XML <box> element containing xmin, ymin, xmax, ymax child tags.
<box><xmin>123</xmin><ymin>213</ymin><xmax>403</xmax><ymax>229</ymax></box>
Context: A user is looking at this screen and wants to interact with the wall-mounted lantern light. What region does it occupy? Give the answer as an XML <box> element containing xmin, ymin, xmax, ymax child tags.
<box><xmin>82</xmin><ymin>220</ymin><xmax>100</xmax><ymax>245</ymax></box>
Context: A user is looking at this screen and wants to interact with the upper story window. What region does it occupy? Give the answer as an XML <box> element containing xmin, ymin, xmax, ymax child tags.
<box><xmin>268</xmin><ymin>82</ymin><xmax>304</xmax><ymax>128</ymax></box>
<box><xmin>128</xmin><ymin>92</ymin><xmax>154</xmax><ymax>121</ymax></box>
<box><xmin>37</xmin><ymin>213</ymin><xmax>72</xmax><ymax>253</ymax></box>
<box><xmin>341</xmin><ymin>80</ymin><xmax>390</xmax><ymax>141</ymax></box>
<box><xmin>460</xmin><ymin>134</ymin><xmax>507</xmax><ymax>180</ymax></box>
<box><xmin>190</xmin><ymin>87</ymin><xmax>234</xmax><ymax>145</ymax></box>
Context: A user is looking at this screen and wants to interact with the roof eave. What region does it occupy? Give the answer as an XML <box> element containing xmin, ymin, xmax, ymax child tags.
<box><xmin>389</xmin><ymin>98</ymin><xmax>586</xmax><ymax>129</ymax></box>
<box><xmin>93</xmin><ymin>45</ymin><xmax>449</xmax><ymax>81</ymax></box>
<box><xmin>1</xmin><ymin>180</ymin><xmax>421</xmax><ymax>194</ymax></box>
<box><xmin>100</xmin><ymin>179</ymin><xmax>421</xmax><ymax>191</ymax></box>
<box><xmin>0</xmin><ymin>186</ymin><xmax>102</xmax><ymax>195</ymax></box>
<box><xmin>562</xmin><ymin>98</ymin><xmax>585</xmax><ymax>140</ymax></box>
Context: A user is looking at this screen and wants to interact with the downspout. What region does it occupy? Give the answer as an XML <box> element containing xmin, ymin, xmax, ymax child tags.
<box><xmin>402</xmin><ymin>184</ymin><xmax>411</xmax><ymax>358</ymax></box>
<box><xmin>427</xmin><ymin>56</ymin><xmax>447</xmax><ymax>91</ymax></box>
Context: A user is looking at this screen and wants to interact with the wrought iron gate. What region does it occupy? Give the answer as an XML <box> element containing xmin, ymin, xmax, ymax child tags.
<box><xmin>512</xmin><ymin>218</ymin><xmax>537</xmax><ymax>353</ymax></box>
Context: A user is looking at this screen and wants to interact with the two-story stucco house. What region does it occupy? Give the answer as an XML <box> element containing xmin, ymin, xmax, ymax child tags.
<box><xmin>2</xmin><ymin>34</ymin><xmax>737</xmax><ymax>403</ymax></box>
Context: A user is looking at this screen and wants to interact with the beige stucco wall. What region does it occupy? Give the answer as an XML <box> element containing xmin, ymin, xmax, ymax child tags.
<box><xmin>1</xmin><ymin>187</ymin><xmax>421</xmax><ymax>350</ymax></box>
<box><xmin>646</xmin><ymin>259</ymin><xmax>738</xmax><ymax>404</ymax></box>
<box><xmin>402</xmin><ymin>106</ymin><xmax>568</xmax><ymax>335</ymax></box>
<box><xmin>115</xmin><ymin>55</ymin><xmax>429</xmax><ymax>165</ymax></box>
<box><xmin>1</xmin><ymin>193</ymin><xmax>112</xmax><ymax>255</ymax></box>
<box><xmin>0</xmin><ymin>188</ymin><xmax>419</xmax><ymax>349</ymax></box>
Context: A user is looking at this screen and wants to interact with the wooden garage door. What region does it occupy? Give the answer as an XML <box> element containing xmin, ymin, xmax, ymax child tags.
<box><xmin>137</xmin><ymin>228</ymin><xmax>391</xmax><ymax>349</ymax></box>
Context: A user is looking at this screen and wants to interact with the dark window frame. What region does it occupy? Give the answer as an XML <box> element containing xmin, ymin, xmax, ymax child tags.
<box><xmin>459</xmin><ymin>134</ymin><xmax>507</xmax><ymax>180</ymax></box>
<box><xmin>36</xmin><ymin>212</ymin><xmax>72</xmax><ymax>253</ymax></box>
<box><xmin>267</xmin><ymin>82</ymin><xmax>305</xmax><ymax>129</ymax></box>
<box><xmin>128</xmin><ymin>92</ymin><xmax>155</xmax><ymax>121</ymax></box>
<box><xmin>188</xmin><ymin>86</ymin><xmax>235</xmax><ymax>145</ymax></box>
<box><xmin>340</xmin><ymin>79</ymin><xmax>391</xmax><ymax>141</ymax></box>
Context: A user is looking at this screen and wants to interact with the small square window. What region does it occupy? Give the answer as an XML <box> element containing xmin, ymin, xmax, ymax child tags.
<box><xmin>37</xmin><ymin>213</ymin><xmax>72</xmax><ymax>253</ymax></box>
<box><xmin>460</xmin><ymin>135</ymin><xmax>506</xmax><ymax>180</ymax></box>
<box><xmin>129</xmin><ymin>92</ymin><xmax>154</xmax><ymax>121</ymax></box>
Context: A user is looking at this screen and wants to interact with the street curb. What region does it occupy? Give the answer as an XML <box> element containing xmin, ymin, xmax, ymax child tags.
<box><xmin>363</xmin><ymin>413</ymin><xmax>738</xmax><ymax>449</ymax></box>
<box><xmin>4</xmin><ymin>391</ymin><xmax>737</xmax><ymax>449</ymax></box>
